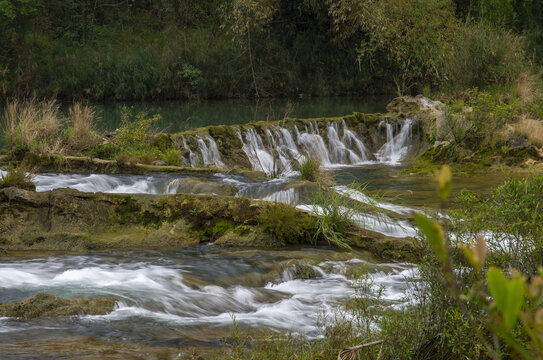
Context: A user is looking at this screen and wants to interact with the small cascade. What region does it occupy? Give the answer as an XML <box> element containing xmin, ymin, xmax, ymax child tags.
<box><xmin>375</xmin><ymin>119</ymin><xmax>413</xmax><ymax>164</ymax></box>
<box><xmin>175</xmin><ymin>117</ymin><xmax>413</xmax><ymax>176</ymax></box>
<box><xmin>238</xmin><ymin>128</ymin><xmax>277</xmax><ymax>176</ymax></box>
<box><xmin>261</xmin><ymin>188</ymin><xmax>299</xmax><ymax>206</ymax></box>
<box><xmin>182</xmin><ymin>137</ymin><xmax>199</xmax><ymax>168</ymax></box>
<box><xmin>327</xmin><ymin>122</ymin><xmax>368</xmax><ymax>164</ymax></box>
<box><xmin>197</xmin><ymin>136</ymin><xmax>224</xmax><ymax>167</ymax></box>
<box><xmin>295</xmin><ymin>123</ymin><xmax>332</xmax><ymax>166</ymax></box>
<box><xmin>341</xmin><ymin>121</ymin><xmax>369</xmax><ymax>162</ymax></box>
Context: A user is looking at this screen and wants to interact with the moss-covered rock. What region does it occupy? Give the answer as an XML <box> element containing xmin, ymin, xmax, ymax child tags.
<box><xmin>214</xmin><ymin>227</ymin><xmax>281</xmax><ymax>248</ymax></box>
<box><xmin>0</xmin><ymin>293</ymin><xmax>116</xmax><ymax>319</ymax></box>
<box><xmin>167</xmin><ymin>177</ymin><xmax>238</xmax><ymax>196</ymax></box>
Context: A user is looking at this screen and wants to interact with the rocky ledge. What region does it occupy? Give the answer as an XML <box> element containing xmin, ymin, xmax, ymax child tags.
<box><xmin>0</xmin><ymin>187</ymin><xmax>418</xmax><ymax>261</ymax></box>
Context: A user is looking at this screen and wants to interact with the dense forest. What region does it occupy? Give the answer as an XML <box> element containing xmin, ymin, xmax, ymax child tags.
<box><xmin>1</xmin><ymin>0</ymin><xmax>542</xmax><ymax>101</ymax></box>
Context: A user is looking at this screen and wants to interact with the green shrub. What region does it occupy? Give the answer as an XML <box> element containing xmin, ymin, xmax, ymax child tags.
<box><xmin>298</xmin><ymin>156</ymin><xmax>322</xmax><ymax>182</ymax></box>
<box><xmin>113</xmin><ymin>108</ymin><xmax>161</xmax><ymax>153</ymax></box>
<box><xmin>0</xmin><ymin>165</ymin><xmax>35</xmax><ymax>191</ymax></box>
<box><xmin>451</xmin><ymin>175</ymin><xmax>543</xmax><ymax>275</ymax></box>
<box><xmin>161</xmin><ymin>149</ymin><xmax>181</xmax><ymax>166</ymax></box>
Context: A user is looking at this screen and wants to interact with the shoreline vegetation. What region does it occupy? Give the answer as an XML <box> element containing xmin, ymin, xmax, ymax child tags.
<box><xmin>1</xmin><ymin>0</ymin><xmax>543</xmax><ymax>359</ymax></box>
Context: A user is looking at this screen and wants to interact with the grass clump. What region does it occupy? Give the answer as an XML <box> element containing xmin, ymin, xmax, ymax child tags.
<box><xmin>3</xmin><ymin>98</ymin><xmax>62</xmax><ymax>155</ymax></box>
<box><xmin>0</xmin><ymin>165</ymin><xmax>35</xmax><ymax>191</ymax></box>
<box><xmin>514</xmin><ymin>116</ymin><xmax>543</xmax><ymax>147</ymax></box>
<box><xmin>161</xmin><ymin>148</ymin><xmax>182</xmax><ymax>166</ymax></box>
<box><xmin>2</xmin><ymin>99</ymin><xmax>100</xmax><ymax>156</ymax></box>
<box><xmin>299</xmin><ymin>156</ymin><xmax>321</xmax><ymax>182</ymax></box>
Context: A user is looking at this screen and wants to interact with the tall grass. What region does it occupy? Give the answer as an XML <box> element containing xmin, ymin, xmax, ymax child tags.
<box><xmin>66</xmin><ymin>102</ymin><xmax>100</xmax><ymax>151</ymax></box>
<box><xmin>515</xmin><ymin>116</ymin><xmax>543</xmax><ymax>147</ymax></box>
<box><xmin>3</xmin><ymin>98</ymin><xmax>61</xmax><ymax>154</ymax></box>
<box><xmin>2</xmin><ymin>99</ymin><xmax>101</xmax><ymax>155</ymax></box>
<box><xmin>299</xmin><ymin>156</ymin><xmax>328</xmax><ymax>183</ymax></box>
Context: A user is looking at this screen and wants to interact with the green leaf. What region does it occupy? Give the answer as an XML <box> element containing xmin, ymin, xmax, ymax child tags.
<box><xmin>436</xmin><ymin>165</ymin><xmax>452</xmax><ymax>201</ymax></box>
<box><xmin>414</xmin><ymin>213</ymin><xmax>446</xmax><ymax>261</ymax></box>
<box><xmin>487</xmin><ymin>267</ymin><xmax>525</xmax><ymax>331</ymax></box>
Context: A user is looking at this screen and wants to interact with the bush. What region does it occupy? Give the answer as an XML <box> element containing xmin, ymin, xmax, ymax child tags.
<box><xmin>451</xmin><ymin>175</ymin><xmax>543</xmax><ymax>275</ymax></box>
<box><xmin>161</xmin><ymin>149</ymin><xmax>181</xmax><ymax>166</ymax></box>
<box><xmin>113</xmin><ymin>108</ymin><xmax>161</xmax><ymax>153</ymax></box>
<box><xmin>0</xmin><ymin>165</ymin><xmax>35</xmax><ymax>191</ymax></box>
<box><xmin>298</xmin><ymin>156</ymin><xmax>322</xmax><ymax>182</ymax></box>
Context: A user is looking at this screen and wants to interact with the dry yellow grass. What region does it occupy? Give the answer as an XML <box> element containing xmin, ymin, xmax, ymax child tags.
<box><xmin>513</xmin><ymin>72</ymin><xmax>542</xmax><ymax>105</ymax></box>
<box><xmin>3</xmin><ymin>98</ymin><xmax>62</xmax><ymax>154</ymax></box>
<box><xmin>515</xmin><ymin>116</ymin><xmax>543</xmax><ymax>147</ymax></box>
<box><xmin>68</xmin><ymin>102</ymin><xmax>96</xmax><ymax>138</ymax></box>
<box><xmin>66</xmin><ymin>102</ymin><xmax>99</xmax><ymax>150</ymax></box>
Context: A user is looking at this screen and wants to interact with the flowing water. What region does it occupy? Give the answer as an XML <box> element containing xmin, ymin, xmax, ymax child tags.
<box><xmin>0</xmin><ymin>98</ymin><xmax>506</xmax><ymax>358</ymax></box>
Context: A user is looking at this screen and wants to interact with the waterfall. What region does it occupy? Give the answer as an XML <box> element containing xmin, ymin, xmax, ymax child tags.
<box><xmin>375</xmin><ymin>119</ymin><xmax>412</xmax><ymax>164</ymax></box>
<box><xmin>295</xmin><ymin>122</ymin><xmax>332</xmax><ymax>166</ymax></box>
<box><xmin>327</xmin><ymin>122</ymin><xmax>368</xmax><ymax>164</ymax></box>
<box><xmin>176</xmin><ymin>118</ymin><xmax>412</xmax><ymax>176</ymax></box>
<box><xmin>197</xmin><ymin>136</ymin><xmax>224</xmax><ymax>167</ymax></box>
<box><xmin>182</xmin><ymin>137</ymin><xmax>200</xmax><ymax>167</ymax></box>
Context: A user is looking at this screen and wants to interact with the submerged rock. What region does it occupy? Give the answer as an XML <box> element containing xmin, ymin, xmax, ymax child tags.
<box><xmin>167</xmin><ymin>177</ymin><xmax>238</xmax><ymax>196</ymax></box>
<box><xmin>214</xmin><ymin>227</ymin><xmax>281</xmax><ymax>248</ymax></box>
<box><xmin>0</xmin><ymin>293</ymin><xmax>116</xmax><ymax>319</ymax></box>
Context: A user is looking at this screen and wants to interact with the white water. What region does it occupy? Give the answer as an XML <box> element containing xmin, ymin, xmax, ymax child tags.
<box><xmin>0</xmin><ymin>249</ymin><xmax>416</xmax><ymax>341</ymax></box>
<box><xmin>32</xmin><ymin>173</ymin><xmax>177</xmax><ymax>194</ymax></box>
<box><xmin>375</xmin><ymin>119</ymin><xmax>413</xmax><ymax>164</ymax></box>
<box><xmin>333</xmin><ymin>185</ymin><xmax>419</xmax><ymax>215</ymax></box>
<box><xmin>182</xmin><ymin>137</ymin><xmax>199</xmax><ymax>167</ymax></box>
<box><xmin>197</xmin><ymin>136</ymin><xmax>224</xmax><ymax>167</ymax></box>
<box><xmin>171</xmin><ymin>119</ymin><xmax>413</xmax><ymax>176</ymax></box>
<box><xmin>296</xmin><ymin>204</ymin><xmax>417</xmax><ymax>239</ymax></box>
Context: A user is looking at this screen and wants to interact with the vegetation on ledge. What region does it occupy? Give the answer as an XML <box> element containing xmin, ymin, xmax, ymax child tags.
<box><xmin>0</xmin><ymin>293</ymin><xmax>116</xmax><ymax>319</ymax></box>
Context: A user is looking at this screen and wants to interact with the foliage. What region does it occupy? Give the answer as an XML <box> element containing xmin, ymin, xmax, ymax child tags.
<box><xmin>161</xmin><ymin>148</ymin><xmax>181</xmax><ymax>166</ymax></box>
<box><xmin>298</xmin><ymin>156</ymin><xmax>325</xmax><ymax>183</ymax></box>
<box><xmin>451</xmin><ymin>175</ymin><xmax>543</xmax><ymax>275</ymax></box>
<box><xmin>258</xmin><ymin>203</ymin><xmax>315</xmax><ymax>245</ymax></box>
<box><xmin>113</xmin><ymin>108</ymin><xmax>161</xmax><ymax>153</ymax></box>
<box><xmin>0</xmin><ymin>165</ymin><xmax>34</xmax><ymax>190</ymax></box>
<box><xmin>414</xmin><ymin>166</ymin><xmax>543</xmax><ymax>359</ymax></box>
<box><xmin>0</xmin><ymin>0</ymin><xmax>537</xmax><ymax>100</ymax></box>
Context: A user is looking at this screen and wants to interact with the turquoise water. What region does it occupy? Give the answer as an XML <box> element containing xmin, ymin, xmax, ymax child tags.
<box><xmin>91</xmin><ymin>96</ymin><xmax>389</xmax><ymax>132</ymax></box>
<box><xmin>0</xmin><ymin>97</ymin><xmax>389</xmax><ymax>148</ymax></box>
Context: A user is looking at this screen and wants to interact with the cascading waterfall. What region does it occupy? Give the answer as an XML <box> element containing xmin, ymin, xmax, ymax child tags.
<box><xmin>327</xmin><ymin>122</ymin><xmax>369</xmax><ymax>164</ymax></box>
<box><xmin>182</xmin><ymin>137</ymin><xmax>199</xmax><ymax>168</ymax></box>
<box><xmin>295</xmin><ymin>123</ymin><xmax>332</xmax><ymax>166</ymax></box>
<box><xmin>238</xmin><ymin>128</ymin><xmax>277</xmax><ymax>176</ymax></box>
<box><xmin>375</xmin><ymin>119</ymin><xmax>413</xmax><ymax>164</ymax></box>
<box><xmin>197</xmin><ymin>136</ymin><xmax>224</xmax><ymax>167</ymax></box>
<box><xmin>234</xmin><ymin>119</ymin><xmax>415</xmax><ymax>176</ymax></box>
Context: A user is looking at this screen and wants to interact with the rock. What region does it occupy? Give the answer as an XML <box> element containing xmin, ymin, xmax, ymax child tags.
<box><xmin>152</xmin><ymin>160</ymin><xmax>168</xmax><ymax>166</ymax></box>
<box><xmin>214</xmin><ymin>227</ymin><xmax>283</xmax><ymax>248</ymax></box>
<box><xmin>506</xmin><ymin>132</ymin><xmax>530</xmax><ymax>152</ymax></box>
<box><xmin>0</xmin><ymin>293</ymin><xmax>116</xmax><ymax>319</ymax></box>
<box><xmin>167</xmin><ymin>177</ymin><xmax>238</xmax><ymax>196</ymax></box>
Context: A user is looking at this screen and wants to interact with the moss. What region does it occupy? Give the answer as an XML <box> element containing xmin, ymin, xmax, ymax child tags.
<box><xmin>211</xmin><ymin>220</ymin><xmax>235</xmax><ymax>238</ymax></box>
<box><xmin>0</xmin><ymin>293</ymin><xmax>116</xmax><ymax>319</ymax></box>
<box><xmin>151</xmin><ymin>133</ymin><xmax>173</xmax><ymax>152</ymax></box>
<box><xmin>112</xmin><ymin>195</ymin><xmax>142</xmax><ymax>224</ymax></box>
<box><xmin>258</xmin><ymin>203</ymin><xmax>318</xmax><ymax>245</ymax></box>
